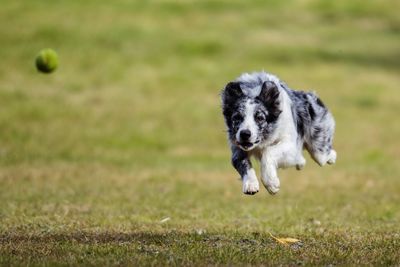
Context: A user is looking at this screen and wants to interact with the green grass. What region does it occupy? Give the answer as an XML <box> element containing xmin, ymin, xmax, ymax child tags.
<box><xmin>1</xmin><ymin>0</ymin><xmax>400</xmax><ymax>265</ymax></box>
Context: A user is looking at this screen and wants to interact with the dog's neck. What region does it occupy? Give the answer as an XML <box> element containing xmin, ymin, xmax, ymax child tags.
<box><xmin>259</xmin><ymin>88</ymin><xmax>297</xmax><ymax>148</ymax></box>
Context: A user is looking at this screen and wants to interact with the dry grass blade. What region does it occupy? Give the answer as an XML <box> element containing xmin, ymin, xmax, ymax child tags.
<box><xmin>160</xmin><ymin>217</ymin><xmax>171</xmax><ymax>223</ymax></box>
<box><xmin>268</xmin><ymin>232</ymin><xmax>301</xmax><ymax>246</ymax></box>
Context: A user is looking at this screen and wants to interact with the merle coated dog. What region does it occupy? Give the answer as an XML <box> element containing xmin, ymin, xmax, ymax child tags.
<box><xmin>221</xmin><ymin>71</ymin><xmax>336</xmax><ymax>195</ymax></box>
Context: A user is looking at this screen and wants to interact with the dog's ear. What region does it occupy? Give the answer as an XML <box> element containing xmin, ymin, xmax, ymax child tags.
<box><xmin>259</xmin><ymin>81</ymin><xmax>281</xmax><ymax>120</ymax></box>
<box><xmin>222</xmin><ymin>82</ymin><xmax>243</xmax><ymax>104</ymax></box>
<box><xmin>222</xmin><ymin>82</ymin><xmax>242</xmax><ymax>124</ymax></box>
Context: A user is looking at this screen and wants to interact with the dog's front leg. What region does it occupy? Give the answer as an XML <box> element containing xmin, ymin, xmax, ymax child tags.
<box><xmin>231</xmin><ymin>146</ymin><xmax>259</xmax><ymax>195</ymax></box>
<box><xmin>260</xmin><ymin>152</ymin><xmax>280</xmax><ymax>195</ymax></box>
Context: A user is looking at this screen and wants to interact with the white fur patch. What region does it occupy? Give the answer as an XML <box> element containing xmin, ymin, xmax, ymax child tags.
<box><xmin>236</xmin><ymin>99</ymin><xmax>258</xmax><ymax>144</ymax></box>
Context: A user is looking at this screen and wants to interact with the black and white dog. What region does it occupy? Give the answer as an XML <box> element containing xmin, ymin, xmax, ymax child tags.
<box><xmin>221</xmin><ymin>71</ymin><xmax>336</xmax><ymax>195</ymax></box>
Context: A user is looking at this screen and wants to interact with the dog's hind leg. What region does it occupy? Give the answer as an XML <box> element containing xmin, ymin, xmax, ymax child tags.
<box><xmin>306</xmin><ymin>111</ymin><xmax>336</xmax><ymax>166</ymax></box>
<box><xmin>310</xmin><ymin>148</ymin><xmax>337</xmax><ymax>166</ymax></box>
<box><xmin>295</xmin><ymin>155</ymin><xmax>306</xmax><ymax>170</ymax></box>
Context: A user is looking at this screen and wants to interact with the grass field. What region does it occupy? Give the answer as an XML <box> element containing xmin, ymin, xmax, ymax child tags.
<box><xmin>1</xmin><ymin>0</ymin><xmax>400</xmax><ymax>265</ymax></box>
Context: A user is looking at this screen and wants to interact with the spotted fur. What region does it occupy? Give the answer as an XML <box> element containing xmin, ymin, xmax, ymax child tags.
<box><xmin>221</xmin><ymin>71</ymin><xmax>336</xmax><ymax>195</ymax></box>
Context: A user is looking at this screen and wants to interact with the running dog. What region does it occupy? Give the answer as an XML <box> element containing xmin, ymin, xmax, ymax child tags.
<box><xmin>221</xmin><ymin>71</ymin><xmax>336</xmax><ymax>195</ymax></box>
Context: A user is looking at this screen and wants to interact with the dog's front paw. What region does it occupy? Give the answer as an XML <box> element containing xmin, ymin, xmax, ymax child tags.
<box><xmin>242</xmin><ymin>169</ymin><xmax>259</xmax><ymax>195</ymax></box>
<box><xmin>243</xmin><ymin>178</ymin><xmax>259</xmax><ymax>195</ymax></box>
<box><xmin>265</xmin><ymin>179</ymin><xmax>280</xmax><ymax>195</ymax></box>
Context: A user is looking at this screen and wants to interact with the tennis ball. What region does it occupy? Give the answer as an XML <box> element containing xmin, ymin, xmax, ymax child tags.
<box><xmin>35</xmin><ymin>49</ymin><xmax>59</xmax><ymax>73</ymax></box>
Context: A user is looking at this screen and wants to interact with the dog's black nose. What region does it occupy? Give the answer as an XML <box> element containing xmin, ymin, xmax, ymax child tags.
<box><xmin>240</xmin><ymin>129</ymin><xmax>251</xmax><ymax>141</ymax></box>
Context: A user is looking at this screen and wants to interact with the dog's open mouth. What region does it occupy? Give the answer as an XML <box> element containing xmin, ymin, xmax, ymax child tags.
<box><xmin>238</xmin><ymin>140</ymin><xmax>260</xmax><ymax>150</ymax></box>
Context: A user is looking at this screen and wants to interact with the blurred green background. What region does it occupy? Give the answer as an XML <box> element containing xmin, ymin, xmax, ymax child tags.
<box><xmin>0</xmin><ymin>0</ymin><xmax>399</xmax><ymax>265</ymax></box>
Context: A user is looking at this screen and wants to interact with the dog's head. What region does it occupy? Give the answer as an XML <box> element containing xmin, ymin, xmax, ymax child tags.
<box><xmin>222</xmin><ymin>80</ymin><xmax>282</xmax><ymax>151</ymax></box>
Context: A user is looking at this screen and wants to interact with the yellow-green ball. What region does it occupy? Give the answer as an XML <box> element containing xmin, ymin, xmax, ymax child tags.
<box><xmin>35</xmin><ymin>49</ymin><xmax>59</xmax><ymax>73</ymax></box>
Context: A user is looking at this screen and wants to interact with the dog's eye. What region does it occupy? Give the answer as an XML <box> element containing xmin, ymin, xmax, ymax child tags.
<box><xmin>232</xmin><ymin>113</ymin><xmax>242</xmax><ymax>123</ymax></box>
<box><xmin>255</xmin><ymin>112</ymin><xmax>266</xmax><ymax>122</ymax></box>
